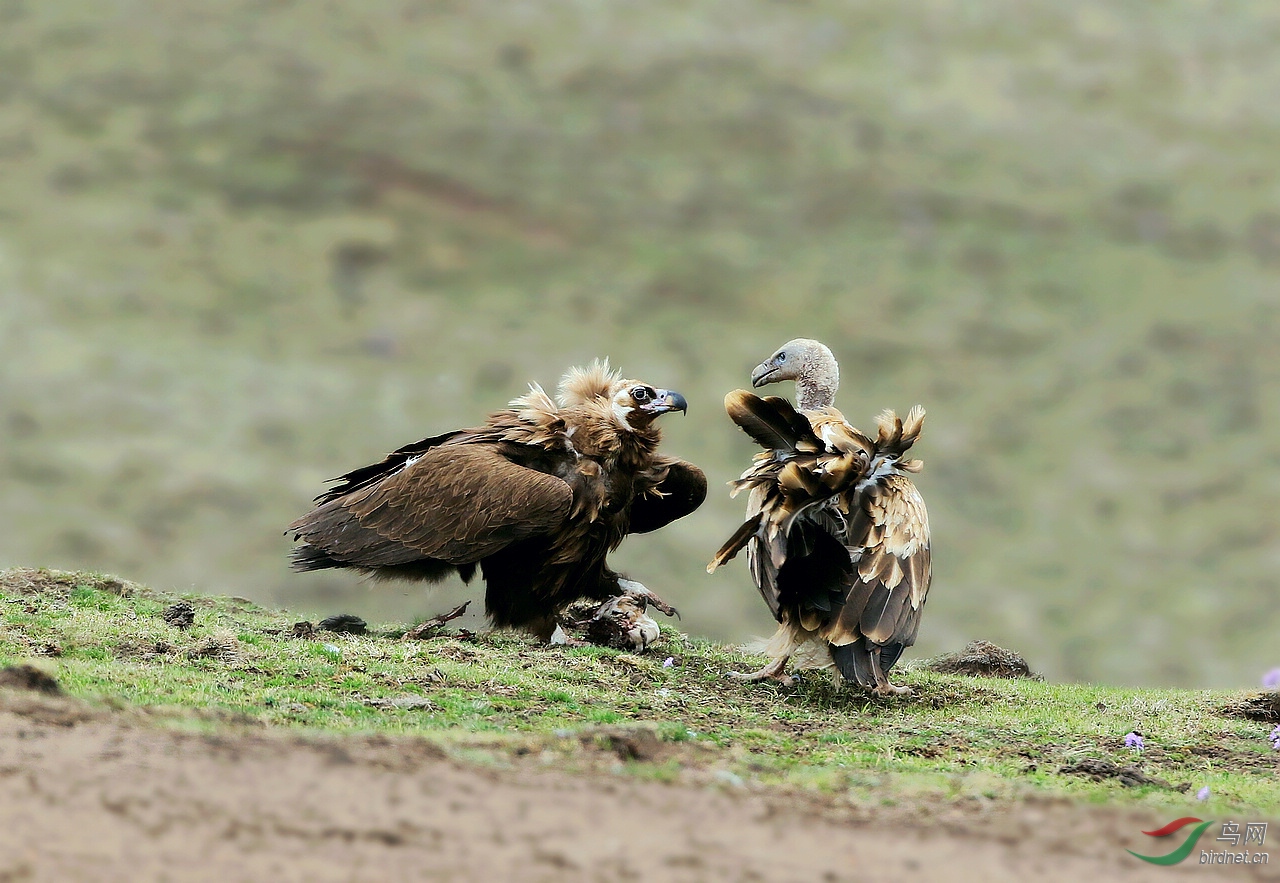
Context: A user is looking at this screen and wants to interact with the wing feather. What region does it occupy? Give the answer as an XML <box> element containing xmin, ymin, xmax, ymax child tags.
<box><xmin>290</xmin><ymin>445</ymin><xmax>573</xmax><ymax>566</ymax></box>
<box><xmin>629</xmin><ymin>457</ymin><xmax>708</xmax><ymax>535</ymax></box>
<box><xmin>823</xmin><ymin>474</ymin><xmax>931</xmax><ymax>648</ymax></box>
<box><xmin>724</xmin><ymin>391</ymin><xmax>817</xmax><ymax>450</ymax></box>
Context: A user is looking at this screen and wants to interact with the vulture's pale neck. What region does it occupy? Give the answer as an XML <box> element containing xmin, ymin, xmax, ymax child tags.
<box><xmin>795</xmin><ymin>351</ymin><xmax>839</xmax><ymax>411</ymax></box>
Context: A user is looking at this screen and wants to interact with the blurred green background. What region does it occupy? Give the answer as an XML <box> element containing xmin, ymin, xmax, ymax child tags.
<box><xmin>2</xmin><ymin>0</ymin><xmax>1278</xmax><ymax>687</ymax></box>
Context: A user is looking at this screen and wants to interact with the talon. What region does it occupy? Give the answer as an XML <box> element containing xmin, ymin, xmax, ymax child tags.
<box><xmin>726</xmin><ymin>655</ymin><xmax>794</xmax><ymax>686</ymax></box>
<box><xmin>615</xmin><ymin>579</ymin><xmax>679</xmax><ymax>618</ymax></box>
<box><xmin>651</xmin><ymin>600</ymin><xmax>680</xmax><ymax>619</ymax></box>
<box><xmin>727</xmin><ymin>669</ymin><xmax>795</xmax><ymax>687</ymax></box>
<box><xmin>872</xmin><ymin>683</ymin><xmax>913</xmax><ymax>697</ymax></box>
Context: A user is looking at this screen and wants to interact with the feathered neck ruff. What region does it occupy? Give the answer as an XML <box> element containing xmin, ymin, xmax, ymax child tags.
<box><xmin>555</xmin><ymin>359</ymin><xmax>624</xmax><ymax>408</ymax></box>
<box><xmin>502</xmin><ymin>360</ymin><xmax>661</xmax><ymax>465</ymax></box>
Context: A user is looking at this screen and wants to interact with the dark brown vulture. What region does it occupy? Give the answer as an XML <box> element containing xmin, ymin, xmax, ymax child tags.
<box><xmin>288</xmin><ymin>361</ymin><xmax>706</xmax><ymax>643</ymax></box>
<box><xmin>707</xmin><ymin>339</ymin><xmax>931</xmax><ymax>694</ymax></box>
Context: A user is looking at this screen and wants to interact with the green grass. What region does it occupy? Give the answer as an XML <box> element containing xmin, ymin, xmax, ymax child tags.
<box><xmin>3</xmin><ymin>568</ymin><xmax>1277</xmax><ymax>818</ymax></box>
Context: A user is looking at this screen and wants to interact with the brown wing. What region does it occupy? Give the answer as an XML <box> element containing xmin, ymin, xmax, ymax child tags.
<box><xmin>310</xmin><ymin>431</ymin><xmax>465</xmax><ymax>506</ymax></box>
<box><xmin>824</xmin><ymin>473</ymin><xmax>931</xmax><ymax>650</ymax></box>
<box><xmin>628</xmin><ymin>457</ymin><xmax>708</xmax><ymax>535</ymax></box>
<box><xmin>289</xmin><ymin>444</ymin><xmax>573</xmax><ymax>567</ymax></box>
<box><xmin>709</xmin><ymin>393</ymin><xmax>867</xmax><ymax>623</ymax></box>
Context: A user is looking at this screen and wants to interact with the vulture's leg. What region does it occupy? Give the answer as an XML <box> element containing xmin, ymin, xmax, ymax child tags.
<box><xmin>726</xmin><ymin>655</ymin><xmax>795</xmax><ymax>687</ymax></box>
<box><xmin>527</xmin><ymin>614</ymin><xmax>583</xmax><ymax>646</ymax></box>
<box><xmin>616</xmin><ymin>577</ymin><xmax>680</xmax><ymax>619</ymax></box>
<box><xmin>868</xmin><ymin>646</ymin><xmax>913</xmax><ymax>696</ymax></box>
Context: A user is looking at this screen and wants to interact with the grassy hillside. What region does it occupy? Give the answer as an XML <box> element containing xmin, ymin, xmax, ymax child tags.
<box><xmin>1</xmin><ymin>1</ymin><xmax>1279</xmax><ymax>685</ymax></box>
<box><xmin>2</xmin><ymin>569</ymin><xmax>1277</xmax><ymax>818</ymax></box>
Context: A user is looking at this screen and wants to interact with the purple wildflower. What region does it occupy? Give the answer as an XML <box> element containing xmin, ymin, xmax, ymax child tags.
<box><xmin>1263</xmin><ymin>668</ymin><xmax>1280</xmax><ymax>690</ymax></box>
<box><xmin>662</xmin><ymin>656</ymin><xmax>675</xmax><ymax>668</ymax></box>
<box><xmin>1196</xmin><ymin>786</ymin><xmax>1211</xmax><ymax>801</ymax></box>
<box><xmin>1124</xmin><ymin>732</ymin><xmax>1144</xmax><ymax>751</ymax></box>
<box><xmin>1270</xmin><ymin>725</ymin><xmax>1280</xmax><ymax>751</ymax></box>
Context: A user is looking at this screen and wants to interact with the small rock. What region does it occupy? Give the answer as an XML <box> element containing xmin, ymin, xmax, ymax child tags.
<box><xmin>319</xmin><ymin>614</ymin><xmax>367</xmax><ymax>635</ymax></box>
<box><xmin>581</xmin><ymin>725</ymin><xmax>663</xmax><ymax>762</ymax></box>
<box><xmin>0</xmin><ymin>664</ymin><xmax>61</xmax><ymax>695</ymax></box>
<box><xmin>714</xmin><ymin>769</ymin><xmax>746</xmax><ymax>788</ymax></box>
<box><xmin>162</xmin><ymin>601</ymin><xmax>195</xmax><ymax>629</ymax></box>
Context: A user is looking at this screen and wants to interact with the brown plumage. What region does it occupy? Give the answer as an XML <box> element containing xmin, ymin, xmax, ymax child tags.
<box><xmin>708</xmin><ymin>341</ymin><xmax>931</xmax><ymax>694</ymax></box>
<box><xmin>288</xmin><ymin>361</ymin><xmax>706</xmax><ymax>640</ymax></box>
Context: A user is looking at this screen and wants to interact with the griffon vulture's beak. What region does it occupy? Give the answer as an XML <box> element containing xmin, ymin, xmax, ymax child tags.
<box><xmin>751</xmin><ymin>359</ymin><xmax>780</xmax><ymax>388</ymax></box>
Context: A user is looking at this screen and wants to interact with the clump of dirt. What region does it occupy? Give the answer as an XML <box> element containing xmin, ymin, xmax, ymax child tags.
<box><xmin>0</xmin><ymin>567</ymin><xmax>139</xmax><ymax>599</ymax></box>
<box><xmin>0</xmin><ymin>664</ymin><xmax>62</xmax><ymax>695</ymax></box>
<box><xmin>1186</xmin><ymin>742</ymin><xmax>1280</xmax><ymax>772</ymax></box>
<box><xmin>291</xmin><ymin>620</ymin><xmax>316</xmax><ymax>638</ymax></box>
<box><xmin>1058</xmin><ymin>758</ymin><xmax>1185</xmax><ymax>790</ymax></box>
<box><xmin>579</xmin><ymin>725</ymin><xmax>664</xmax><ymax>762</ymax></box>
<box><xmin>319</xmin><ymin>614</ymin><xmax>368</xmax><ymax>635</ymax></box>
<box><xmin>185</xmin><ymin>632</ymin><xmax>241</xmax><ymax>662</ymax></box>
<box><xmin>162</xmin><ymin>601</ymin><xmax>195</xmax><ymax>629</ymax></box>
<box><xmin>1221</xmin><ymin>692</ymin><xmax>1280</xmax><ymax>722</ymax></box>
<box><xmin>922</xmin><ymin>640</ymin><xmax>1041</xmax><ymax>680</ymax></box>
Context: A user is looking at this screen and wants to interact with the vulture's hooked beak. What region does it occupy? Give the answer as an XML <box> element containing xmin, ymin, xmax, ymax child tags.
<box><xmin>751</xmin><ymin>359</ymin><xmax>780</xmax><ymax>388</ymax></box>
<box><xmin>643</xmin><ymin>389</ymin><xmax>688</xmax><ymax>416</ymax></box>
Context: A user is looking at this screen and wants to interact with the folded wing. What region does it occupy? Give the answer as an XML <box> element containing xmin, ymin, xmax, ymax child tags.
<box><xmin>289</xmin><ymin>443</ymin><xmax>573</xmax><ymax>570</ymax></box>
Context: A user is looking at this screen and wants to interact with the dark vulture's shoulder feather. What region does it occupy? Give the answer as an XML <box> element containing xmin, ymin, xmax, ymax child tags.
<box><xmin>289</xmin><ymin>443</ymin><xmax>575</xmax><ymax>569</ymax></box>
<box><xmin>312</xmin><ymin>430</ymin><xmax>466</xmax><ymax>505</ymax></box>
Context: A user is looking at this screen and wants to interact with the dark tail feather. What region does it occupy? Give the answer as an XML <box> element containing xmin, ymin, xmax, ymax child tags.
<box><xmin>290</xmin><ymin>543</ymin><xmax>346</xmax><ymax>572</ymax></box>
<box><xmin>830</xmin><ymin>639</ymin><xmax>877</xmax><ymax>688</ymax></box>
<box><xmin>724</xmin><ymin>390</ymin><xmax>813</xmax><ymax>451</ymax></box>
<box><xmin>878</xmin><ymin>642</ymin><xmax>906</xmax><ymax>673</ymax></box>
<box><xmin>707</xmin><ymin>512</ymin><xmax>763</xmax><ymax>573</ymax></box>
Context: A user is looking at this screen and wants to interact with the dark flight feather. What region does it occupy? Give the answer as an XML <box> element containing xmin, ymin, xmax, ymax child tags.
<box><xmin>724</xmin><ymin>391</ymin><xmax>817</xmax><ymax>452</ymax></box>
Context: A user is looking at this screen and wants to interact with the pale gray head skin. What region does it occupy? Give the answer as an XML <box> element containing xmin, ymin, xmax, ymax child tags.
<box><xmin>750</xmin><ymin>338</ymin><xmax>840</xmax><ymax>410</ymax></box>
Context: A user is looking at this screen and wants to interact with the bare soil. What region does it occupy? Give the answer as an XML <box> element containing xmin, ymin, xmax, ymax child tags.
<box><xmin>0</xmin><ymin>690</ymin><xmax>1272</xmax><ymax>883</ymax></box>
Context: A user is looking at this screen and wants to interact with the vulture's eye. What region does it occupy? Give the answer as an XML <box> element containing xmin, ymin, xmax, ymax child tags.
<box><xmin>777</xmin><ymin>352</ymin><xmax>787</xmax><ymax>362</ymax></box>
<box><xmin>632</xmin><ymin>386</ymin><xmax>653</xmax><ymax>402</ymax></box>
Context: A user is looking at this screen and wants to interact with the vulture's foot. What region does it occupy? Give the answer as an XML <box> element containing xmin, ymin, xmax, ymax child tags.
<box><xmin>872</xmin><ymin>682</ymin><xmax>913</xmax><ymax>697</ymax></box>
<box><xmin>867</xmin><ymin>647</ymin><xmax>911</xmax><ymax>696</ymax></box>
<box><xmin>616</xmin><ymin>578</ymin><xmax>680</xmax><ymax>619</ymax></box>
<box><xmin>726</xmin><ymin>656</ymin><xmax>794</xmax><ymax>687</ymax></box>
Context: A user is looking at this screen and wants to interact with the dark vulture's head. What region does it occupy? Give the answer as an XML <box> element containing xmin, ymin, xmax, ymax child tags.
<box><xmin>558</xmin><ymin>360</ymin><xmax>687</xmax><ymax>432</ymax></box>
<box><xmin>750</xmin><ymin>338</ymin><xmax>838</xmax><ymax>390</ymax></box>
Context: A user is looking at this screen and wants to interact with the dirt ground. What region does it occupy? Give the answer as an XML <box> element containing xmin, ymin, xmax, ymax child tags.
<box><xmin>0</xmin><ymin>690</ymin><xmax>1272</xmax><ymax>883</ymax></box>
